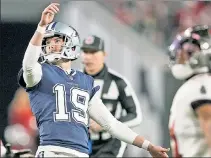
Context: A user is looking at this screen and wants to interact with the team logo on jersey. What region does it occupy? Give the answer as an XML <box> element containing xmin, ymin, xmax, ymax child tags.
<box><xmin>85</xmin><ymin>36</ymin><xmax>94</xmax><ymax>45</ymax></box>
<box><xmin>200</xmin><ymin>85</ymin><xmax>206</xmax><ymax>94</ymax></box>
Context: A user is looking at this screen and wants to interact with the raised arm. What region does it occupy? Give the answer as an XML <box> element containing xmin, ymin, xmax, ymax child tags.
<box><xmin>22</xmin><ymin>3</ymin><xmax>59</xmax><ymax>87</ymax></box>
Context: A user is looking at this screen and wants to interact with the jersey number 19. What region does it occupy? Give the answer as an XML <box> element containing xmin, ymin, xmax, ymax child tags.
<box><xmin>53</xmin><ymin>84</ymin><xmax>90</xmax><ymax>125</ymax></box>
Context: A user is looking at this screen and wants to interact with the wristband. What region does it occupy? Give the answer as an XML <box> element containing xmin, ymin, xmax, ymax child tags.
<box><xmin>142</xmin><ymin>140</ymin><xmax>150</xmax><ymax>151</ymax></box>
<box><xmin>36</xmin><ymin>25</ymin><xmax>46</xmax><ymax>34</ymax></box>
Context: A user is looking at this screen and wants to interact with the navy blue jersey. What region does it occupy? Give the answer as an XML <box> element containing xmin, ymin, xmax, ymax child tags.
<box><xmin>18</xmin><ymin>63</ymin><xmax>99</xmax><ymax>154</ymax></box>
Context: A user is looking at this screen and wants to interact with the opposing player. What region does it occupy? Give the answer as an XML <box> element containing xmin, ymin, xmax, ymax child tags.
<box><xmin>168</xmin><ymin>25</ymin><xmax>211</xmax><ymax>157</ymax></box>
<box><xmin>18</xmin><ymin>3</ymin><xmax>169</xmax><ymax>157</ymax></box>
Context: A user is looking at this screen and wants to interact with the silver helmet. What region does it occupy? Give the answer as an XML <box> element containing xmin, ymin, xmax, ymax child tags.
<box><xmin>40</xmin><ymin>22</ymin><xmax>81</xmax><ymax>63</ymax></box>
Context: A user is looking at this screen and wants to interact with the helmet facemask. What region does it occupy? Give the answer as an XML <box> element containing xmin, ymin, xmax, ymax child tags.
<box><xmin>168</xmin><ymin>35</ymin><xmax>202</xmax><ymax>80</ymax></box>
<box><xmin>40</xmin><ymin>33</ymin><xmax>80</xmax><ymax>64</ymax></box>
<box><xmin>38</xmin><ymin>22</ymin><xmax>81</xmax><ymax>64</ymax></box>
<box><xmin>169</xmin><ymin>25</ymin><xmax>211</xmax><ymax>79</ymax></box>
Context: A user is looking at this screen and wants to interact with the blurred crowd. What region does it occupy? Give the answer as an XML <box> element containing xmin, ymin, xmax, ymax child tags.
<box><xmin>5</xmin><ymin>88</ymin><xmax>38</xmax><ymax>153</ymax></box>
<box><xmin>100</xmin><ymin>1</ymin><xmax>211</xmax><ymax>48</ymax></box>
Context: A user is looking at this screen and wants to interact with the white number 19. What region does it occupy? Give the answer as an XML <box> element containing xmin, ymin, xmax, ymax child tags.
<box><xmin>53</xmin><ymin>84</ymin><xmax>90</xmax><ymax>125</ymax></box>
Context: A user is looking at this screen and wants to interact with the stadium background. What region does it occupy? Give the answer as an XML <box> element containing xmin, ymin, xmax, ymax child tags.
<box><xmin>1</xmin><ymin>0</ymin><xmax>210</xmax><ymax>156</ymax></box>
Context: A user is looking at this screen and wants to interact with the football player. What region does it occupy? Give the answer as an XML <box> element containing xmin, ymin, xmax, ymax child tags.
<box><xmin>17</xmin><ymin>3</ymin><xmax>169</xmax><ymax>157</ymax></box>
<box><xmin>81</xmin><ymin>35</ymin><xmax>142</xmax><ymax>157</ymax></box>
<box><xmin>168</xmin><ymin>25</ymin><xmax>211</xmax><ymax>157</ymax></box>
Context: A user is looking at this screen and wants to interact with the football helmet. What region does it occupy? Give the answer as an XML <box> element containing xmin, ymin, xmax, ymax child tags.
<box><xmin>184</xmin><ymin>25</ymin><xmax>211</xmax><ymax>50</ymax></box>
<box><xmin>40</xmin><ymin>22</ymin><xmax>81</xmax><ymax>63</ymax></box>
<box><xmin>168</xmin><ymin>25</ymin><xmax>211</xmax><ymax>80</ymax></box>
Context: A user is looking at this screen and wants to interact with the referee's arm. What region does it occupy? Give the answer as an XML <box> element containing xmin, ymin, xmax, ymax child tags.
<box><xmin>117</xmin><ymin>78</ymin><xmax>142</xmax><ymax>127</ymax></box>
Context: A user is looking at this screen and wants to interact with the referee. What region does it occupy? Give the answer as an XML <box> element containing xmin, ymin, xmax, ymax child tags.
<box><xmin>81</xmin><ymin>35</ymin><xmax>142</xmax><ymax>157</ymax></box>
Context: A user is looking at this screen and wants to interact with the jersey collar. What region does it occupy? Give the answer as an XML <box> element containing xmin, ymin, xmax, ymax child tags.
<box><xmin>55</xmin><ymin>65</ymin><xmax>76</xmax><ymax>76</ymax></box>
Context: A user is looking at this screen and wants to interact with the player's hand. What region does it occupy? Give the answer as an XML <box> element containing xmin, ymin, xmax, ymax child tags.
<box><xmin>89</xmin><ymin>119</ymin><xmax>103</xmax><ymax>133</ymax></box>
<box><xmin>148</xmin><ymin>144</ymin><xmax>170</xmax><ymax>158</ymax></box>
<box><xmin>39</xmin><ymin>3</ymin><xmax>60</xmax><ymax>27</ymax></box>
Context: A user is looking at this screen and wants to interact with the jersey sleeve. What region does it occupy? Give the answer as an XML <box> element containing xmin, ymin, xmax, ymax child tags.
<box><xmin>116</xmin><ymin>78</ymin><xmax>142</xmax><ymax>126</ymax></box>
<box><xmin>17</xmin><ymin>63</ymin><xmax>43</xmax><ymax>91</ymax></box>
<box><xmin>89</xmin><ymin>77</ymin><xmax>100</xmax><ymax>100</ymax></box>
<box><xmin>17</xmin><ymin>68</ymin><xmax>38</xmax><ymax>91</ymax></box>
<box><xmin>17</xmin><ymin>68</ymin><xmax>26</xmax><ymax>88</ymax></box>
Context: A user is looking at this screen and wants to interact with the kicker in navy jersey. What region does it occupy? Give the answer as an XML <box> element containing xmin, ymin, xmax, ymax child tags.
<box><xmin>18</xmin><ymin>63</ymin><xmax>99</xmax><ymax>154</ymax></box>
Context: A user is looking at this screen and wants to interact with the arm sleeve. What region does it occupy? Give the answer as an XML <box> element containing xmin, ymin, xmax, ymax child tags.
<box><xmin>22</xmin><ymin>43</ymin><xmax>42</xmax><ymax>88</ymax></box>
<box><xmin>88</xmin><ymin>94</ymin><xmax>138</xmax><ymax>144</ymax></box>
<box><xmin>117</xmin><ymin>78</ymin><xmax>142</xmax><ymax>127</ymax></box>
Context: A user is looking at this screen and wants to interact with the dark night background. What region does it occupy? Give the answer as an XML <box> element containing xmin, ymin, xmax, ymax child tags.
<box><xmin>0</xmin><ymin>23</ymin><xmax>37</xmax><ymax>142</ymax></box>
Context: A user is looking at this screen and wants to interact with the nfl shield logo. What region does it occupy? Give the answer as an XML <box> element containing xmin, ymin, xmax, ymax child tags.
<box><xmin>85</xmin><ymin>36</ymin><xmax>94</xmax><ymax>45</ymax></box>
